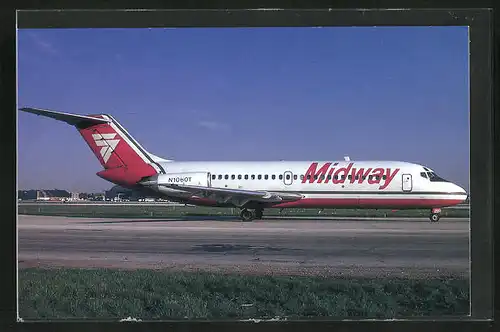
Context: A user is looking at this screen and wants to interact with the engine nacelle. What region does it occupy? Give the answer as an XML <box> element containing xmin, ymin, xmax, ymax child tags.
<box><xmin>139</xmin><ymin>172</ymin><xmax>211</xmax><ymax>198</ymax></box>
<box><xmin>156</xmin><ymin>172</ymin><xmax>211</xmax><ymax>187</ymax></box>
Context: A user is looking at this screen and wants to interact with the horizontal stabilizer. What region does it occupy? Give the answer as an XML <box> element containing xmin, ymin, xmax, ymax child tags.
<box><xmin>19</xmin><ymin>107</ymin><xmax>110</xmax><ymax>127</ymax></box>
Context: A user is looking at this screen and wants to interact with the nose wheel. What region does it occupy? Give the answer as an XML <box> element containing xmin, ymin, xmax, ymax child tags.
<box><xmin>429</xmin><ymin>208</ymin><xmax>441</xmax><ymax>222</ymax></box>
<box><xmin>430</xmin><ymin>213</ymin><xmax>440</xmax><ymax>222</ymax></box>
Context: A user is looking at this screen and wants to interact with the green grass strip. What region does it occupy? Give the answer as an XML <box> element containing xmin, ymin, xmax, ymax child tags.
<box><xmin>18</xmin><ymin>268</ymin><xmax>469</xmax><ymax>320</ymax></box>
<box><xmin>18</xmin><ymin>204</ymin><xmax>469</xmax><ymax>219</ymax></box>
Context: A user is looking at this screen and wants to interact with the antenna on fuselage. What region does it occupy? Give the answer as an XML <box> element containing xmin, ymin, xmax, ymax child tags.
<box><xmin>344</xmin><ymin>156</ymin><xmax>350</xmax><ymax>161</ymax></box>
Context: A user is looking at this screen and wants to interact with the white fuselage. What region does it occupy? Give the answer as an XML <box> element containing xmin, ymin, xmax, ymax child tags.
<box><xmin>151</xmin><ymin>160</ymin><xmax>467</xmax><ymax>209</ymax></box>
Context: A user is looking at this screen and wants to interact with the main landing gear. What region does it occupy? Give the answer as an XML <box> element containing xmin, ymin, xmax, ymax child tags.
<box><xmin>239</xmin><ymin>208</ymin><xmax>264</xmax><ymax>222</ymax></box>
<box><xmin>429</xmin><ymin>208</ymin><xmax>441</xmax><ymax>222</ymax></box>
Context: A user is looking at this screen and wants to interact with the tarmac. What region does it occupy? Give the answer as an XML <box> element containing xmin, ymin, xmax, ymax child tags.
<box><xmin>17</xmin><ymin>215</ymin><xmax>470</xmax><ymax>278</ymax></box>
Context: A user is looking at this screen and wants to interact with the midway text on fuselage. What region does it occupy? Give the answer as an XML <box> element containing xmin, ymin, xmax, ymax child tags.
<box><xmin>302</xmin><ymin>162</ymin><xmax>399</xmax><ymax>189</ymax></box>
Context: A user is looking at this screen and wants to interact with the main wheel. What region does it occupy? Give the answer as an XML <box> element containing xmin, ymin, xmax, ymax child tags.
<box><xmin>255</xmin><ymin>209</ymin><xmax>264</xmax><ymax>220</ymax></box>
<box><xmin>430</xmin><ymin>213</ymin><xmax>440</xmax><ymax>222</ymax></box>
<box><xmin>240</xmin><ymin>209</ymin><xmax>255</xmax><ymax>222</ymax></box>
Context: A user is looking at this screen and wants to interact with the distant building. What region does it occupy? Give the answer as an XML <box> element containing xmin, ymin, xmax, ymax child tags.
<box><xmin>33</xmin><ymin>189</ymin><xmax>71</xmax><ymax>201</ymax></box>
<box><xmin>18</xmin><ymin>190</ymin><xmax>37</xmax><ymax>200</ymax></box>
<box><xmin>106</xmin><ymin>185</ymin><xmax>134</xmax><ymax>200</ymax></box>
<box><xmin>105</xmin><ymin>185</ymin><xmax>164</xmax><ymax>201</ymax></box>
<box><xmin>94</xmin><ymin>193</ymin><xmax>106</xmax><ymax>201</ymax></box>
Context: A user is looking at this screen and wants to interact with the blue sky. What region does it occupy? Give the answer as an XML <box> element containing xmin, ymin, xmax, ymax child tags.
<box><xmin>17</xmin><ymin>27</ymin><xmax>469</xmax><ymax>192</ymax></box>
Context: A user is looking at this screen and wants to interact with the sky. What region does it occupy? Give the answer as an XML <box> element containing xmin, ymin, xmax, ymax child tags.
<box><xmin>17</xmin><ymin>27</ymin><xmax>470</xmax><ymax>192</ymax></box>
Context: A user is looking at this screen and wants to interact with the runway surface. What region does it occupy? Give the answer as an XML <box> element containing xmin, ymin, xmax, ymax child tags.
<box><xmin>17</xmin><ymin>215</ymin><xmax>470</xmax><ymax>278</ymax></box>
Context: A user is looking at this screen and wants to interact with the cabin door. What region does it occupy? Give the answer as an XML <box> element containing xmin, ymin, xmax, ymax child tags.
<box><xmin>402</xmin><ymin>174</ymin><xmax>412</xmax><ymax>192</ymax></box>
<box><xmin>283</xmin><ymin>171</ymin><xmax>293</xmax><ymax>186</ymax></box>
<box><xmin>207</xmin><ymin>172</ymin><xmax>212</xmax><ymax>187</ymax></box>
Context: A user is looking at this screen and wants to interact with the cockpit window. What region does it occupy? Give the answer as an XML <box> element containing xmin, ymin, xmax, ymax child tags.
<box><xmin>427</xmin><ymin>172</ymin><xmax>449</xmax><ymax>182</ymax></box>
<box><xmin>420</xmin><ymin>172</ymin><xmax>427</xmax><ymax>178</ymax></box>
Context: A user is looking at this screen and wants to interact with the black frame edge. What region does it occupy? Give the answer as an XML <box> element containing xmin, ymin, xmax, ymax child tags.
<box><xmin>469</xmin><ymin>8</ymin><xmax>494</xmax><ymax>320</ymax></box>
<box><xmin>13</xmin><ymin>8</ymin><xmax>495</xmax><ymax>29</ymax></box>
<box><xmin>0</xmin><ymin>5</ymin><xmax>18</xmax><ymax>331</ymax></box>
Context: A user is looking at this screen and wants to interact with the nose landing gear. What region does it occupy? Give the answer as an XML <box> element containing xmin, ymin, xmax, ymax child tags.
<box><xmin>429</xmin><ymin>208</ymin><xmax>441</xmax><ymax>222</ymax></box>
<box><xmin>239</xmin><ymin>208</ymin><xmax>264</xmax><ymax>222</ymax></box>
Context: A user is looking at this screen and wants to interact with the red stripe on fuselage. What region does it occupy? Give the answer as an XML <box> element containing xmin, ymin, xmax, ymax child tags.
<box><xmin>179</xmin><ymin>197</ymin><xmax>465</xmax><ymax>209</ymax></box>
<box><xmin>272</xmin><ymin>198</ymin><xmax>464</xmax><ymax>209</ymax></box>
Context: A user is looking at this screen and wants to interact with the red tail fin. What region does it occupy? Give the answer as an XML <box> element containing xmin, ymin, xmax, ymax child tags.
<box><xmin>78</xmin><ymin>115</ymin><xmax>162</xmax><ymax>186</ymax></box>
<box><xmin>77</xmin><ymin>117</ymin><xmax>135</xmax><ymax>169</ymax></box>
<box><xmin>19</xmin><ymin>108</ymin><xmax>165</xmax><ymax>187</ymax></box>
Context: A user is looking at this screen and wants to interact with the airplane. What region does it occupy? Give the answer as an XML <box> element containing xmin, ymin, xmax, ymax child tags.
<box><xmin>19</xmin><ymin>107</ymin><xmax>468</xmax><ymax>223</ymax></box>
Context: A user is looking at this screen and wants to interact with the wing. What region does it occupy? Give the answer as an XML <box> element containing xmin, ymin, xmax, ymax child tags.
<box><xmin>156</xmin><ymin>183</ymin><xmax>303</xmax><ymax>207</ymax></box>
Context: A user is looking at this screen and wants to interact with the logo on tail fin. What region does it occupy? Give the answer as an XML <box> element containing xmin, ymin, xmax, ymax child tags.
<box><xmin>92</xmin><ymin>133</ymin><xmax>120</xmax><ymax>163</ymax></box>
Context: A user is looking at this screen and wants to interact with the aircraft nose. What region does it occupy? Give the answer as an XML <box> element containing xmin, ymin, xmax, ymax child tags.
<box><xmin>456</xmin><ymin>184</ymin><xmax>467</xmax><ymax>194</ymax></box>
<box><xmin>453</xmin><ymin>183</ymin><xmax>468</xmax><ymax>202</ymax></box>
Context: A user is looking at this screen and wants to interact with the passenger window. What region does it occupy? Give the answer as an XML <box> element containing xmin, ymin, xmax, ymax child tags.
<box><xmin>272</xmin><ymin>175</ymin><xmax>276</xmax><ymax>180</ymax></box>
<box><xmin>320</xmin><ymin>175</ymin><xmax>325</xmax><ymax>180</ymax></box>
<box><xmin>244</xmin><ymin>175</ymin><xmax>248</xmax><ymax>180</ymax></box>
<box><xmin>264</xmin><ymin>175</ymin><xmax>268</xmax><ymax>180</ymax></box>
<box><xmin>231</xmin><ymin>175</ymin><xmax>235</xmax><ymax>180</ymax></box>
<box><xmin>279</xmin><ymin>175</ymin><xmax>283</xmax><ymax>180</ymax></box>
<box><xmin>341</xmin><ymin>175</ymin><xmax>346</xmax><ymax>180</ymax></box>
<box><xmin>334</xmin><ymin>175</ymin><xmax>338</xmax><ymax>180</ymax></box>
<box><xmin>348</xmin><ymin>175</ymin><xmax>352</xmax><ymax>180</ymax></box>
<box><xmin>327</xmin><ymin>175</ymin><xmax>331</xmax><ymax>180</ymax></box>
<box><xmin>286</xmin><ymin>174</ymin><xmax>290</xmax><ymax>180</ymax></box>
<box><xmin>300</xmin><ymin>175</ymin><xmax>304</xmax><ymax>180</ymax></box>
<box><xmin>224</xmin><ymin>175</ymin><xmax>229</xmax><ymax>180</ymax></box>
<box><xmin>382</xmin><ymin>175</ymin><xmax>387</xmax><ymax>180</ymax></box>
<box><xmin>218</xmin><ymin>175</ymin><xmax>222</xmax><ymax>180</ymax></box>
<box><xmin>212</xmin><ymin>175</ymin><xmax>216</xmax><ymax>180</ymax></box>
<box><xmin>251</xmin><ymin>175</ymin><xmax>255</xmax><ymax>180</ymax></box>
<box><xmin>307</xmin><ymin>175</ymin><xmax>311</xmax><ymax>180</ymax></box>
<box><xmin>238</xmin><ymin>175</ymin><xmax>242</xmax><ymax>180</ymax></box>
<box><xmin>294</xmin><ymin>175</ymin><xmax>297</xmax><ymax>180</ymax></box>
<box><xmin>258</xmin><ymin>175</ymin><xmax>262</xmax><ymax>180</ymax></box>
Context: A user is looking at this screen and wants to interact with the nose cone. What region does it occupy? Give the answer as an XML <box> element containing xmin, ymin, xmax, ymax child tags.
<box><xmin>453</xmin><ymin>183</ymin><xmax>468</xmax><ymax>202</ymax></box>
<box><xmin>456</xmin><ymin>184</ymin><xmax>467</xmax><ymax>194</ymax></box>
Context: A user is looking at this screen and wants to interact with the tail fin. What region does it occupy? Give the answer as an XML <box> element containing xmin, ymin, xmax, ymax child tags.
<box><xmin>19</xmin><ymin>107</ymin><xmax>169</xmax><ymax>187</ymax></box>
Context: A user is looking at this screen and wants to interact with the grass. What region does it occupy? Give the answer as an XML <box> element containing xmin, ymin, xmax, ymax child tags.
<box><xmin>18</xmin><ymin>268</ymin><xmax>470</xmax><ymax>320</ymax></box>
<box><xmin>17</xmin><ymin>203</ymin><xmax>470</xmax><ymax>219</ymax></box>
